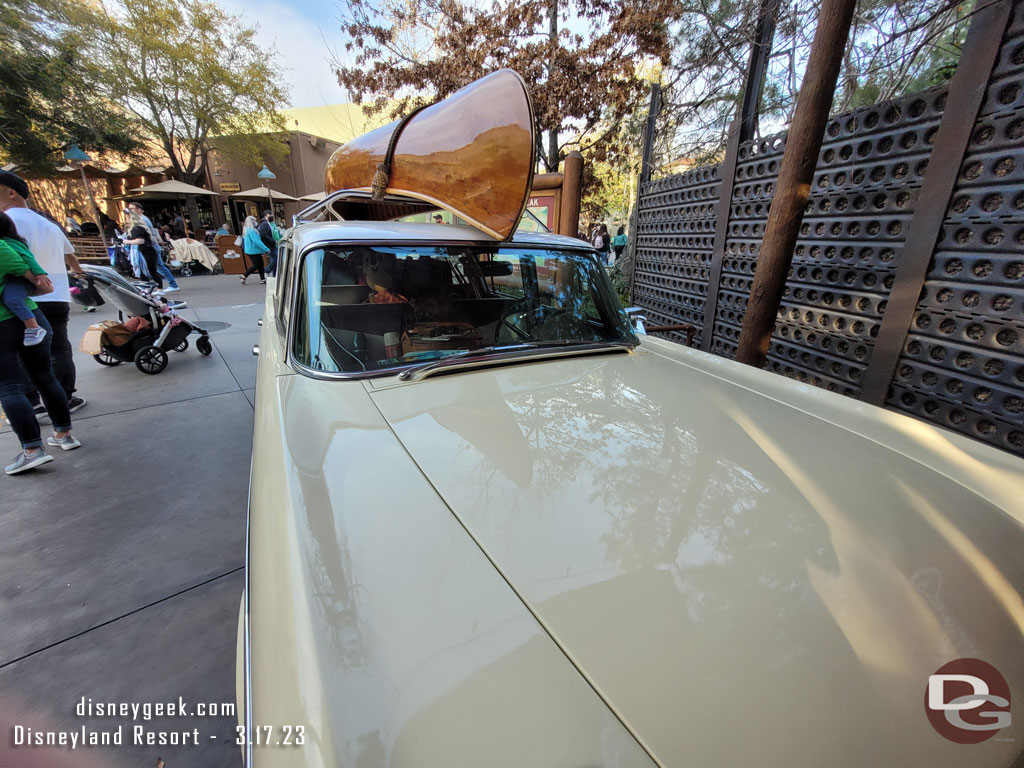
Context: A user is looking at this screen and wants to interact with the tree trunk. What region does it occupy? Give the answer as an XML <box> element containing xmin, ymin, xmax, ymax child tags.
<box><xmin>735</xmin><ymin>0</ymin><xmax>857</xmax><ymax>367</ymax></box>
<box><xmin>547</xmin><ymin>0</ymin><xmax>559</xmax><ymax>172</ymax></box>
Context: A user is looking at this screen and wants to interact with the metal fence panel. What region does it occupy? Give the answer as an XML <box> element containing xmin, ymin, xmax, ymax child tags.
<box><xmin>631</xmin><ymin>2</ymin><xmax>1023</xmax><ymax>456</ymax></box>
<box><xmin>886</xmin><ymin>7</ymin><xmax>1024</xmax><ymax>454</ymax></box>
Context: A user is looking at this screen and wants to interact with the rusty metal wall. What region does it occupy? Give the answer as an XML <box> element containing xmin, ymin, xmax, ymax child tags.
<box><xmin>631</xmin><ymin>3</ymin><xmax>1024</xmax><ymax>456</ymax></box>
<box><xmin>886</xmin><ymin>8</ymin><xmax>1024</xmax><ymax>454</ymax></box>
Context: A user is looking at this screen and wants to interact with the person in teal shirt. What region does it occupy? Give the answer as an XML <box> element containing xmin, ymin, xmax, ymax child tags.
<box><xmin>240</xmin><ymin>215</ymin><xmax>269</xmax><ymax>284</ymax></box>
<box><xmin>611</xmin><ymin>226</ymin><xmax>628</xmax><ymax>262</ymax></box>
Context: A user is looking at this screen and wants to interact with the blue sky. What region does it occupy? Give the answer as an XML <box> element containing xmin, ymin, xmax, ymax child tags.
<box><xmin>224</xmin><ymin>0</ymin><xmax>597</xmax><ymax>111</ymax></box>
<box><xmin>219</xmin><ymin>0</ymin><xmax>357</xmax><ymax>109</ymax></box>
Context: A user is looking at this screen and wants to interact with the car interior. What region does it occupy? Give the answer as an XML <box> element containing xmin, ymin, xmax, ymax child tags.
<box><xmin>293</xmin><ymin>245</ymin><xmax>628</xmax><ymax>374</ymax></box>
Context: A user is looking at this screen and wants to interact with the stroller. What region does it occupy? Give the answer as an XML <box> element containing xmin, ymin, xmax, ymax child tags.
<box><xmin>73</xmin><ymin>265</ymin><xmax>213</xmax><ymax>375</ymax></box>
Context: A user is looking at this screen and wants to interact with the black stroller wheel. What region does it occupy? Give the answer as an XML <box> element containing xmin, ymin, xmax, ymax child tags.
<box><xmin>181</xmin><ymin>267</ymin><xmax>193</xmax><ymax>277</ymax></box>
<box><xmin>173</xmin><ymin>338</ymin><xmax>189</xmax><ymax>352</ymax></box>
<box><xmin>196</xmin><ymin>336</ymin><xmax>212</xmax><ymax>356</ymax></box>
<box><xmin>134</xmin><ymin>345</ymin><xmax>168</xmax><ymax>375</ymax></box>
<box><xmin>94</xmin><ymin>350</ymin><xmax>121</xmax><ymax>366</ymax></box>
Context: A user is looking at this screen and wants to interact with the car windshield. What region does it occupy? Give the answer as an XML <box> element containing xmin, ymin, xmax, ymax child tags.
<box><xmin>292</xmin><ymin>244</ymin><xmax>636</xmax><ymax>374</ymax></box>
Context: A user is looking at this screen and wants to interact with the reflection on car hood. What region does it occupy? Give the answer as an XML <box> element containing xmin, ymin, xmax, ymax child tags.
<box><xmin>368</xmin><ymin>341</ymin><xmax>1024</xmax><ymax>766</ymax></box>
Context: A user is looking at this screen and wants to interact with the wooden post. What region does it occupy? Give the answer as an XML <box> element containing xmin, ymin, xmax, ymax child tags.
<box><xmin>547</xmin><ymin>0</ymin><xmax>559</xmax><ymax>173</ymax></box>
<box><xmin>625</xmin><ymin>83</ymin><xmax>662</xmax><ymax>300</ymax></box>
<box><xmin>559</xmin><ymin>150</ymin><xmax>583</xmax><ymax>237</ymax></box>
<box><xmin>738</xmin><ymin>0</ymin><xmax>781</xmax><ymax>142</ymax></box>
<box><xmin>77</xmin><ymin>165</ymin><xmax>109</xmax><ymax>250</ymax></box>
<box><xmin>639</xmin><ymin>83</ymin><xmax>661</xmax><ymax>186</ymax></box>
<box><xmin>735</xmin><ymin>0</ymin><xmax>857</xmax><ymax>366</ymax></box>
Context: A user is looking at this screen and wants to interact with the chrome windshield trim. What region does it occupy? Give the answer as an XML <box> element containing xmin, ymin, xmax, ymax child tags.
<box><xmin>396</xmin><ymin>342</ymin><xmax>635</xmax><ymax>381</ymax></box>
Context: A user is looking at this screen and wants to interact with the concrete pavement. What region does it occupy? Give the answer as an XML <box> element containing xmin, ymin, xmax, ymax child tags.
<box><xmin>1</xmin><ymin>274</ymin><xmax>268</xmax><ymax>768</ymax></box>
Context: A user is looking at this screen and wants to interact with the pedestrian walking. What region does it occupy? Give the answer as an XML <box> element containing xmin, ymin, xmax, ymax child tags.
<box><xmin>123</xmin><ymin>210</ymin><xmax>163</xmax><ymax>289</ymax></box>
<box><xmin>592</xmin><ymin>223</ymin><xmax>611</xmax><ymax>265</ymax></box>
<box><xmin>0</xmin><ymin>212</ymin><xmax>81</xmax><ymax>475</ymax></box>
<box><xmin>128</xmin><ymin>202</ymin><xmax>180</xmax><ymax>292</ymax></box>
<box><xmin>257</xmin><ymin>210</ymin><xmax>278</xmax><ymax>277</ymax></box>
<box><xmin>0</xmin><ymin>170</ymin><xmax>87</xmax><ymax>415</ymax></box>
<box><xmin>611</xmin><ymin>226</ymin><xmax>628</xmax><ymax>263</ymax></box>
<box><xmin>64</xmin><ymin>209</ymin><xmax>83</xmax><ymax>235</ymax></box>
<box><xmin>240</xmin><ymin>215</ymin><xmax>268</xmax><ymax>284</ymax></box>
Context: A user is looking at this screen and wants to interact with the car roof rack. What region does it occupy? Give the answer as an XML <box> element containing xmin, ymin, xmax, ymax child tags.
<box><xmin>293</xmin><ymin>189</ymin><xmax>439</xmax><ymax>227</ymax></box>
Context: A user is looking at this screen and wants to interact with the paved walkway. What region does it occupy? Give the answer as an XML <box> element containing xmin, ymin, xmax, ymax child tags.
<box><xmin>0</xmin><ymin>274</ymin><xmax>266</xmax><ymax>767</ymax></box>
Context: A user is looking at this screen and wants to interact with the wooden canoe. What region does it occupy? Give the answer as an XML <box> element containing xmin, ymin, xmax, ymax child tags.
<box><xmin>324</xmin><ymin>69</ymin><xmax>536</xmax><ymax>240</ymax></box>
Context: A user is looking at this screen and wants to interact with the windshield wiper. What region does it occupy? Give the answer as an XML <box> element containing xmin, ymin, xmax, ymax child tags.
<box><xmin>396</xmin><ymin>341</ymin><xmax>634</xmax><ymax>382</ymax></box>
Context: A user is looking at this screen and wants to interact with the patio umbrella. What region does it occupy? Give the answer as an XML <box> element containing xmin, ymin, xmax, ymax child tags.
<box><xmin>230</xmin><ymin>187</ymin><xmax>298</xmax><ymax>202</ymax></box>
<box><xmin>127</xmin><ymin>180</ymin><xmax>217</xmax><ymax>236</ymax></box>
<box><xmin>299</xmin><ymin>191</ymin><xmax>326</xmax><ymax>202</ymax></box>
<box><xmin>129</xmin><ymin>180</ymin><xmax>218</xmax><ymax>196</ymax></box>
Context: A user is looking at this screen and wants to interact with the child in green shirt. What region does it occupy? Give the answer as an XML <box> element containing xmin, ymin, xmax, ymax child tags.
<box><xmin>0</xmin><ymin>234</ymin><xmax>49</xmax><ymax>345</ymax></box>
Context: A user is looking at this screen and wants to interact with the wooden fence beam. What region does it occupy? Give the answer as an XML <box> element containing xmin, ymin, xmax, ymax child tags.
<box><xmin>701</xmin><ymin>121</ymin><xmax>742</xmax><ymax>351</ymax></box>
<box><xmin>859</xmin><ymin>0</ymin><xmax>1014</xmax><ymax>405</ymax></box>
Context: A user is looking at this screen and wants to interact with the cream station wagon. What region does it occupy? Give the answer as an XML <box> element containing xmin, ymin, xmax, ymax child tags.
<box><xmin>239</xmin><ymin>71</ymin><xmax>1024</xmax><ymax>767</ymax></box>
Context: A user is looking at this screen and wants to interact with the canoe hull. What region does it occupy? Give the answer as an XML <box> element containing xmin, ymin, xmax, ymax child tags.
<box><xmin>324</xmin><ymin>70</ymin><xmax>536</xmax><ymax>240</ymax></box>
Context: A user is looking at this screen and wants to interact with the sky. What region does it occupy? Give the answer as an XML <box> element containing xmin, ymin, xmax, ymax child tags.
<box><xmin>218</xmin><ymin>0</ymin><xmax>356</xmax><ymax>109</ymax></box>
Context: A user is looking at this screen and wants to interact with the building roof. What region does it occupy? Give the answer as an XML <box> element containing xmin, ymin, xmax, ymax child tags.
<box><xmin>277</xmin><ymin>103</ymin><xmax>390</xmax><ymax>145</ymax></box>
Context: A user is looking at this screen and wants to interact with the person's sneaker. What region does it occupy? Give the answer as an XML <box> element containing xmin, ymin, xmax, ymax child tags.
<box><xmin>32</xmin><ymin>403</ymin><xmax>46</xmax><ymax>417</ymax></box>
<box><xmin>67</xmin><ymin>396</ymin><xmax>87</xmax><ymax>414</ymax></box>
<box><xmin>5</xmin><ymin>450</ymin><xmax>54</xmax><ymax>475</ymax></box>
<box><xmin>23</xmin><ymin>327</ymin><xmax>47</xmax><ymax>346</ymax></box>
<box><xmin>163</xmin><ymin>285</ymin><xmax>180</xmax><ymax>292</ymax></box>
<box><xmin>47</xmin><ymin>433</ymin><xmax>82</xmax><ymax>451</ymax></box>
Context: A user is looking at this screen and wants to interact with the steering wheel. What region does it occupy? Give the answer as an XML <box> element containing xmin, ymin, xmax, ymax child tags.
<box><xmin>495</xmin><ymin>296</ymin><xmax>552</xmax><ymax>342</ymax></box>
<box><xmin>496</xmin><ymin>297</ymin><xmax>589</xmax><ymax>343</ymax></box>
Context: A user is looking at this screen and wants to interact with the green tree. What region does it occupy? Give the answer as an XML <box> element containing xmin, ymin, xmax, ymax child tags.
<box><xmin>83</xmin><ymin>0</ymin><xmax>290</xmax><ymax>184</ymax></box>
<box><xmin>0</xmin><ymin>0</ymin><xmax>145</xmax><ymax>171</ymax></box>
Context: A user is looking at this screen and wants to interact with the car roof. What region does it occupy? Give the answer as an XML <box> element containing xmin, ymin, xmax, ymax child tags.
<box><xmin>285</xmin><ymin>220</ymin><xmax>591</xmax><ymax>252</ymax></box>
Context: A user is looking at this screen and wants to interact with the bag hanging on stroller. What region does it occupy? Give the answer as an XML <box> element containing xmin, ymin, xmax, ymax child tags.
<box><xmin>108</xmin><ymin>245</ymin><xmax>132</xmax><ymax>275</ymax></box>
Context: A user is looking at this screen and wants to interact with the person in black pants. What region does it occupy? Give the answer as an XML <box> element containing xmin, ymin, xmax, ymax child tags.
<box><xmin>0</xmin><ymin>174</ymin><xmax>87</xmax><ymax>414</ymax></box>
<box><xmin>124</xmin><ymin>210</ymin><xmax>163</xmax><ymax>288</ymax></box>
<box><xmin>0</xmin><ymin>309</ymin><xmax>82</xmax><ymax>473</ymax></box>
<box><xmin>0</xmin><ymin>230</ymin><xmax>82</xmax><ymax>474</ymax></box>
<box><xmin>257</xmin><ymin>210</ymin><xmax>278</xmax><ymax>277</ymax></box>
<box><xmin>240</xmin><ymin>215</ymin><xmax>268</xmax><ymax>284</ymax></box>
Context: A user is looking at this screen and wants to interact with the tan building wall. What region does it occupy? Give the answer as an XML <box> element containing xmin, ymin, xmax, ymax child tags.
<box><xmin>16</xmin><ymin>131</ymin><xmax>340</xmax><ymax>235</ymax></box>
<box><xmin>209</xmin><ymin>132</ymin><xmax>342</xmax><ymax>231</ymax></box>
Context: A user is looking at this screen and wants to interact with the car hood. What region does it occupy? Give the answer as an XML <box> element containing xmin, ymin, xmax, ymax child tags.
<box><xmin>368</xmin><ymin>342</ymin><xmax>1024</xmax><ymax>766</ymax></box>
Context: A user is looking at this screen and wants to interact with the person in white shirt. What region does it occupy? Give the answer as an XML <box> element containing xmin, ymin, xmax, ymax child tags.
<box><xmin>0</xmin><ymin>171</ymin><xmax>87</xmax><ymax>415</ymax></box>
<box><xmin>65</xmin><ymin>209</ymin><xmax>83</xmax><ymax>235</ymax></box>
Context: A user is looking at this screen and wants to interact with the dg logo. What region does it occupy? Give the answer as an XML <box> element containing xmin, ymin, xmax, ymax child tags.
<box><xmin>925</xmin><ymin>658</ymin><xmax>1012</xmax><ymax>744</ymax></box>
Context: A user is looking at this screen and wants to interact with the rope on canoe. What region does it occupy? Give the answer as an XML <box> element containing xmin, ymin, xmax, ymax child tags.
<box><xmin>372</xmin><ymin>103</ymin><xmax>431</xmax><ymax>201</ymax></box>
